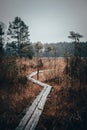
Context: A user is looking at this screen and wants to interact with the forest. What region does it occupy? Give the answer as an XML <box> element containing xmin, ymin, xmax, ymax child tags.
<box><xmin>0</xmin><ymin>17</ymin><xmax>87</xmax><ymax>130</ymax></box>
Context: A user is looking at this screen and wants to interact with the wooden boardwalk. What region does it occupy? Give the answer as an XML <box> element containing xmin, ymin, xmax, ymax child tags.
<box><xmin>16</xmin><ymin>70</ymin><xmax>52</xmax><ymax>130</ymax></box>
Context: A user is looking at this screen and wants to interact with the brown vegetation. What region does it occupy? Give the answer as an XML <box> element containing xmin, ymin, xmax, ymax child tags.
<box><xmin>0</xmin><ymin>57</ymin><xmax>42</xmax><ymax>130</ymax></box>
<box><xmin>36</xmin><ymin>57</ymin><xmax>87</xmax><ymax>130</ymax></box>
<box><xmin>0</xmin><ymin>57</ymin><xmax>87</xmax><ymax>130</ymax></box>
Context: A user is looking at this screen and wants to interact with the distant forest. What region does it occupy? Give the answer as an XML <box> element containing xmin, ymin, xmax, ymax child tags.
<box><xmin>41</xmin><ymin>42</ymin><xmax>87</xmax><ymax>57</ymax></box>
<box><xmin>2</xmin><ymin>41</ymin><xmax>87</xmax><ymax>58</ymax></box>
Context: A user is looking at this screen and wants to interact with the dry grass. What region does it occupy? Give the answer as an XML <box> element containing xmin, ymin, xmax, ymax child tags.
<box><xmin>36</xmin><ymin>58</ymin><xmax>87</xmax><ymax>130</ymax></box>
<box><xmin>0</xmin><ymin>57</ymin><xmax>42</xmax><ymax>130</ymax></box>
<box><xmin>0</xmin><ymin>57</ymin><xmax>69</xmax><ymax>130</ymax></box>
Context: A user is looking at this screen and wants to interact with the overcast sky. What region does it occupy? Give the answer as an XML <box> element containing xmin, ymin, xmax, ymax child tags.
<box><xmin>0</xmin><ymin>0</ymin><xmax>87</xmax><ymax>43</ymax></box>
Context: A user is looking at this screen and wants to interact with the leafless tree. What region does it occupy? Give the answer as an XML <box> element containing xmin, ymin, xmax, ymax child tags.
<box><xmin>34</xmin><ymin>41</ymin><xmax>43</xmax><ymax>79</ymax></box>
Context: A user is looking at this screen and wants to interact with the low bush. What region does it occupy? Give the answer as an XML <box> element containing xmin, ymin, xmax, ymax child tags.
<box><xmin>18</xmin><ymin>76</ymin><xmax>28</xmax><ymax>85</ymax></box>
<box><xmin>0</xmin><ymin>56</ymin><xmax>18</xmax><ymax>87</ymax></box>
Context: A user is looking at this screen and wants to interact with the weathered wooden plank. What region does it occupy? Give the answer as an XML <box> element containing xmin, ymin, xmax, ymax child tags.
<box><xmin>15</xmin><ymin>86</ymin><xmax>47</xmax><ymax>130</ymax></box>
<box><xmin>28</xmin><ymin>77</ymin><xmax>48</xmax><ymax>87</ymax></box>
<box><xmin>24</xmin><ymin>86</ymin><xmax>52</xmax><ymax>130</ymax></box>
<box><xmin>16</xmin><ymin>70</ymin><xmax>53</xmax><ymax>130</ymax></box>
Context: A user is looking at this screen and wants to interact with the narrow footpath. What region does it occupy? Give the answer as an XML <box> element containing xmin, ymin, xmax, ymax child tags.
<box><xmin>16</xmin><ymin>70</ymin><xmax>53</xmax><ymax>130</ymax></box>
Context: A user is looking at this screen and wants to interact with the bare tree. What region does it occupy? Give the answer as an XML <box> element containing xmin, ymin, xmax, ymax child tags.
<box><xmin>34</xmin><ymin>41</ymin><xmax>43</xmax><ymax>79</ymax></box>
<box><xmin>52</xmin><ymin>46</ymin><xmax>57</xmax><ymax>69</ymax></box>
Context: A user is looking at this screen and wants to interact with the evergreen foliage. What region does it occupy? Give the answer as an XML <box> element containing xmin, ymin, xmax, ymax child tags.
<box><xmin>7</xmin><ymin>16</ymin><xmax>31</xmax><ymax>57</ymax></box>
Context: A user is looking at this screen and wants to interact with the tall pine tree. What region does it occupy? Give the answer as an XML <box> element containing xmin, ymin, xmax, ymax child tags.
<box><xmin>7</xmin><ymin>17</ymin><xmax>30</xmax><ymax>57</ymax></box>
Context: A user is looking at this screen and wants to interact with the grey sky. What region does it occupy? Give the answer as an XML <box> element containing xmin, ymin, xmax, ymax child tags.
<box><xmin>0</xmin><ymin>0</ymin><xmax>87</xmax><ymax>43</ymax></box>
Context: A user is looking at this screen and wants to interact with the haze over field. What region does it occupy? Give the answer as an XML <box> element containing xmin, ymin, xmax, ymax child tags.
<box><xmin>0</xmin><ymin>0</ymin><xmax>87</xmax><ymax>43</ymax></box>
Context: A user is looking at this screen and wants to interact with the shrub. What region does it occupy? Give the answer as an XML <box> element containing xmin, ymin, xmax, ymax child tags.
<box><xmin>18</xmin><ymin>76</ymin><xmax>28</xmax><ymax>85</ymax></box>
<box><xmin>0</xmin><ymin>56</ymin><xmax>18</xmax><ymax>86</ymax></box>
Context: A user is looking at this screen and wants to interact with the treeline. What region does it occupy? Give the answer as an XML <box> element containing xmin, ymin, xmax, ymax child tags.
<box><xmin>41</xmin><ymin>42</ymin><xmax>87</xmax><ymax>57</ymax></box>
<box><xmin>0</xmin><ymin>17</ymin><xmax>87</xmax><ymax>59</ymax></box>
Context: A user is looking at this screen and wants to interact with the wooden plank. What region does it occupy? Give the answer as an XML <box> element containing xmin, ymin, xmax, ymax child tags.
<box><xmin>15</xmin><ymin>86</ymin><xmax>47</xmax><ymax>130</ymax></box>
<box><xmin>16</xmin><ymin>70</ymin><xmax>52</xmax><ymax>130</ymax></box>
<box><xmin>24</xmin><ymin>86</ymin><xmax>52</xmax><ymax>130</ymax></box>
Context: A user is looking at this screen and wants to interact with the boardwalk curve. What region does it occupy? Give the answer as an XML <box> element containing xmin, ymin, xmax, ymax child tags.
<box><xmin>16</xmin><ymin>70</ymin><xmax>53</xmax><ymax>130</ymax></box>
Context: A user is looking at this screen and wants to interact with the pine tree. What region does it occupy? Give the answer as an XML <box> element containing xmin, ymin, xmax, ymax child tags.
<box><xmin>68</xmin><ymin>31</ymin><xmax>83</xmax><ymax>88</ymax></box>
<box><xmin>68</xmin><ymin>31</ymin><xmax>83</xmax><ymax>57</ymax></box>
<box><xmin>7</xmin><ymin>17</ymin><xmax>30</xmax><ymax>57</ymax></box>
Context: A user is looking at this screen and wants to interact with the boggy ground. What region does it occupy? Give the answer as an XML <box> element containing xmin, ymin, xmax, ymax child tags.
<box><xmin>36</xmin><ymin>74</ymin><xmax>87</xmax><ymax>130</ymax></box>
<box><xmin>0</xmin><ymin>57</ymin><xmax>42</xmax><ymax>130</ymax></box>
<box><xmin>0</xmin><ymin>82</ymin><xmax>41</xmax><ymax>130</ymax></box>
<box><xmin>0</xmin><ymin>57</ymin><xmax>64</xmax><ymax>130</ymax></box>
